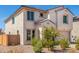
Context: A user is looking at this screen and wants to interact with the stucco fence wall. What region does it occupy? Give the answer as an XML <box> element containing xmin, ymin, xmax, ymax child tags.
<box><xmin>0</xmin><ymin>34</ymin><xmax>20</xmax><ymax>46</ymax></box>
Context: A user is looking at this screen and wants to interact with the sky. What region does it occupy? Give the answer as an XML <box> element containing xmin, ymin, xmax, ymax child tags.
<box><xmin>0</xmin><ymin>5</ymin><xmax>79</xmax><ymax>30</ymax></box>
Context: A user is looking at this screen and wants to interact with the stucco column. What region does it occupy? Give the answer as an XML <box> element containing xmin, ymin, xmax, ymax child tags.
<box><xmin>20</xmin><ymin>31</ymin><xmax>24</xmax><ymax>45</ymax></box>
<box><xmin>48</xmin><ymin>14</ymin><xmax>50</xmax><ymax>19</ymax></box>
<box><xmin>39</xmin><ymin>27</ymin><xmax>42</xmax><ymax>40</ymax></box>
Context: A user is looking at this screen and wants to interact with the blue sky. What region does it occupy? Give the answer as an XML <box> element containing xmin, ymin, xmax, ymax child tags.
<box><xmin>0</xmin><ymin>5</ymin><xmax>79</xmax><ymax>30</ymax></box>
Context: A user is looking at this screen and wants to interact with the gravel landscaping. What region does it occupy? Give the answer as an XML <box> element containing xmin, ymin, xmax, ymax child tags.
<box><xmin>0</xmin><ymin>44</ymin><xmax>78</xmax><ymax>53</ymax></box>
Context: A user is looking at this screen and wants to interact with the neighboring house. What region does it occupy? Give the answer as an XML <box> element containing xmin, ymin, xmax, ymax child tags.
<box><xmin>5</xmin><ymin>5</ymin><xmax>74</xmax><ymax>45</ymax></box>
<box><xmin>71</xmin><ymin>16</ymin><xmax>79</xmax><ymax>43</ymax></box>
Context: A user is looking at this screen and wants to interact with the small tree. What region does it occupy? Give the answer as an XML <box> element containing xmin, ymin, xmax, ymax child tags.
<box><xmin>51</xmin><ymin>27</ymin><xmax>60</xmax><ymax>41</ymax></box>
<box><xmin>43</xmin><ymin>27</ymin><xmax>60</xmax><ymax>40</ymax></box>
<box><xmin>59</xmin><ymin>38</ymin><xmax>69</xmax><ymax>50</ymax></box>
<box><xmin>42</xmin><ymin>27</ymin><xmax>59</xmax><ymax>51</ymax></box>
<box><xmin>43</xmin><ymin>27</ymin><xmax>53</xmax><ymax>40</ymax></box>
<box><xmin>75</xmin><ymin>38</ymin><xmax>79</xmax><ymax>50</ymax></box>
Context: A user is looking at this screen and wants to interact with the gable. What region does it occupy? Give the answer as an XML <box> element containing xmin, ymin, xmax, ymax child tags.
<box><xmin>38</xmin><ymin>19</ymin><xmax>56</xmax><ymax>28</ymax></box>
<box><xmin>5</xmin><ymin>6</ymin><xmax>47</xmax><ymax>23</ymax></box>
<box><xmin>57</xmin><ymin>8</ymin><xmax>74</xmax><ymax>17</ymax></box>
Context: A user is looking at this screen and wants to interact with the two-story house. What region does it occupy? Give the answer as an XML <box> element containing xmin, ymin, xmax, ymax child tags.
<box><xmin>5</xmin><ymin>5</ymin><xmax>74</xmax><ymax>45</ymax></box>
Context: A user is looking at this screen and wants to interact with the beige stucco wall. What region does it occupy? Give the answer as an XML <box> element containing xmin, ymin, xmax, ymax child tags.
<box><xmin>48</xmin><ymin>8</ymin><xmax>73</xmax><ymax>40</ymax></box>
<box><xmin>48</xmin><ymin>9</ymin><xmax>57</xmax><ymax>24</ymax></box>
<box><xmin>23</xmin><ymin>11</ymin><xmax>47</xmax><ymax>44</ymax></box>
<box><xmin>5</xmin><ymin>10</ymin><xmax>47</xmax><ymax>45</ymax></box>
<box><xmin>48</xmin><ymin>8</ymin><xmax>73</xmax><ymax>31</ymax></box>
<box><xmin>5</xmin><ymin>12</ymin><xmax>24</xmax><ymax>45</ymax></box>
<box><xmin>57</xmin><ymin>9</ymin><xmax>73</xmax><ymax>41</ymax></box>
<box><xmin>57</xmin><ymin>9</ymin><xmax>73</xmax><ymax>31</ymax></box>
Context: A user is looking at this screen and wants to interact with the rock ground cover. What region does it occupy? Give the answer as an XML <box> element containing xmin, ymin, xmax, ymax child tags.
<box><xmin>0</xmin><ymin>44</ymin><xmax>78</xmax><ymax>53</ymax></box>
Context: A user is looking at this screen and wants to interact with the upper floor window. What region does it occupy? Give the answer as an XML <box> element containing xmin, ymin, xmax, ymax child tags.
<box><xmin>63</xmin><ymin>15</ymin><xmax>68</xmax><ymax>24</ymax></box>
<box><xmin>12</xmin><ymin>17</ymin><xmax>15</xmax><ymax>24</ymax></box>
<box><xmin>40</xmin><ymin>13</ymin><xmax>43</xmax><ymax>17</ymax></box>
<box><xmin>27</xmin><ymin>11</ymin><xmax>34</xmax><ymax>21</ymax></box>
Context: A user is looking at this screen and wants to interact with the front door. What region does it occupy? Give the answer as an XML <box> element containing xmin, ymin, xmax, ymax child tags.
<box><xmin>26</xmin><ymin>29</ymin><xmax>35</xmax><ymax>44</ymax></box>
<box><xmin>27</xmin><ymin>29</ymin><xmax>31</xmax><ymax>44</ymax></box>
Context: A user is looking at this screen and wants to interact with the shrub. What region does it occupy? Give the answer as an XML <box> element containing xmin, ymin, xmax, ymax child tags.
<box><xmin>76</xmin><ymin>38</ymin><xmax>79</xmax><ymax>44</ymax></box>
<box><xmin>31</xmin><ymin>38</ymin><xmax>38</xmax><ymax>46</ymax></box>
<box><xmin>75</xmin><ymin>38</ymin><xmax>79</xmax><ymax>50</ymax></box>
<box><xmin>33</xmin><ymin>40</ymin><xmax>43</xmax><ymax>53</ymax></box>
<box><xmin>43</xmin><ymin>27</ymin><xmax>60</xmax><ymax>40</ymax></box>
<box><xmin>54</xmin><ymin>40</ymin><xmax>60</xmax><ymax>45</ymax></box>
<box><xmin>42</xmin><ymin>39</ymin><xmax>54</xmax><ymax>51</ymax></box>
<box><xmin>42</xmin><ymin>39</ymin><xmax>48</xmax><ymax>48</ymax></box>
<box><xmin>47</xmin><ymin>39</ymin><xmax>54</xmax><ymax>51</ymax></box>
<box><xmin>76</xmin><ymin>44</ymin><xmax>79</xmax><ymax>50</ymax></box>
<box><xmin>59</xmin><ymin>38</ymin><xmax>69</xmax><ymax>50</ymax></box>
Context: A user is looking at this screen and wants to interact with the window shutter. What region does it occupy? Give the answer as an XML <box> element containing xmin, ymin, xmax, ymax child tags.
<box><xmin>63</xmin><ymin>16</ymin><xmax>68</xmax><ymax>24</ymax></box>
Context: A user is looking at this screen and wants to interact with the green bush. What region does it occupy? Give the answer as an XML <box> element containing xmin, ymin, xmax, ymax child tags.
<box><xmin>31</xmin><ymin>38</ymin><xmax>38</xmax><ymax>46</ymax></box>
<box><xmin>75</xmin><ymin>38</ymin><xmax>79</xmax><ymax>50</ymax></box>
<box><xmin>76</xmin><ymin>44</ymin><xmax>79</xmax><ymax>50</ymax></box>
<box><xmin>59</xmin><ymin>38</ymin><xmax>69</xmax><ymax>50</ymax></box>
<box><xmin>42</xmin><ymin>39</ymin><xmax>48</xmax><ymax>48</ymax></box>
<box><xmin>33</xmin><ymin>40</ymin><xmax>43</xmax><ymax>53</ymax></box>
<box><xmin>47</xmin><ymin>39</ymin><xmax>54</xmax><ymax>51</ymax></box>
<box><xmin>76</xmin><ymin>38</ymin><xmax>79</xmax><ymax>44</ymax></box>
<box><xmin>54</xmin><ymin>40</ymin><xmax>60</xmax><ymax>45</ymax></box>
<box><xmin>42</xmin><ymin>39</ymin><xmax>54</xmax><ymax>51</ymax></box>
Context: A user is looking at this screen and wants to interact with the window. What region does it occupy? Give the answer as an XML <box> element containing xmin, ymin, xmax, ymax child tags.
<box><xmin>12</xmin><ymin>17</ymin><xmax>15</xmax><ymax>24</ymax></box>
<box><xmin>32</xmin><ymin>30</ymin><xmax>35</xmax><ymax>38</ymax></box>
<box><xmin>40</xmin><ymin>13</ymin><xmax>43</xmax><ymax>17</ymax></box>
<box><xmin>63</xmin><ymin>16</ymin><xmax>68</xmax><ymax>24</ymax></box>
<box><xmin>17</xmin><ymin>30</ymin><xmax>19</xmax><ymax>35</ymax></box>
<box><xmin>27</xmin><ymin>11</ymin><xmax>34</xmax><ymax>21</ymax></box>
<box><xmin>27</xmin><ymin>29</ymin><xmax>31</xmax><ymax>40</ymax></box>
<box><xmin>31</xmin><ymin>12</ymin><xmax>34</xmax><ymax>21</ymax></box>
